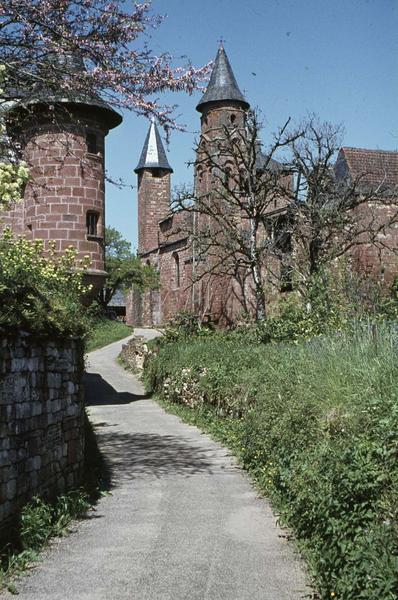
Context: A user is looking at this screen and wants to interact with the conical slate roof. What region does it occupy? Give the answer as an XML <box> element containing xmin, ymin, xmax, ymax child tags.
<box><xmin>6</xmin><ymin>50</ymin><xmax>122</xmax><ymax>129</ymax></box>
<box><xmin>196</xmin><ymin>45</ymin><xmax>249</xmax><ymax>112</ymax></box>
<box><xmin>134</xmin><ymin>120</ymin><xmax>173</xmax><ymax>173</ymax></box>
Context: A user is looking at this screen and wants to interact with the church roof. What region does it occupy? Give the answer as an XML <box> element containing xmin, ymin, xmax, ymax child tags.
<box><xmin>134</xmin><ymin>120</ymin><xmax>173</xmax><ymax>173</ymax></box>
<box><xmin>196</xmin><ymin>45</ymin><xmax>250</xmax><ymax>112</ymax></box>
<box><xmin>335</xmin><ymin>147</ymin><xmax>398</xmax><ymax>191</ymax></box>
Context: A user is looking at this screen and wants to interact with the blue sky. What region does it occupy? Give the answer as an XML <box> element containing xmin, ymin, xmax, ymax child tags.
<box><xmin>105</xmin><ymin>0</ymin><xmax>398</xmax><ymax>250</ymax></box>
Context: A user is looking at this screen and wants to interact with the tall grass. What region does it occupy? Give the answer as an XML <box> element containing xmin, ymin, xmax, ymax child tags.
<box><xmin>86</xmin><ymin>317</ymin><xmax>132</xmax><ymax>352</ymax></box>
<box><xmin>145</xmin><ymin>323</ymin><xmax>398</xmax><ymax>599</ymax></box>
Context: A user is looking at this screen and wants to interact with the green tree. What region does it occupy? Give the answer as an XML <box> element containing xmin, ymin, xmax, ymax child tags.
<box><xmin>100</xmin><ymin>227</ymin><xmax>158</xmax><ymax>308</ymax></box>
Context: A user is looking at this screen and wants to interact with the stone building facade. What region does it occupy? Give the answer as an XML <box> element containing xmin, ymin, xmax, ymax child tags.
<box><xmin>127</xmin><ymin>45</ymin><xmax>398</xmax><ymax>327</ymax></box>
<box><xmin>335</xmin><ymin>147</ymin><xmax>398</xmax><ymax>287</ymax></box>
<box><xmin>1</xmin><ymin>52</ymin><xmax>122</xmax><ymax>294</ymax></box>
<box><xmin>1</xmin><ymin>47</ymin><xmax>396</xmax><ymax>325</ymax></box>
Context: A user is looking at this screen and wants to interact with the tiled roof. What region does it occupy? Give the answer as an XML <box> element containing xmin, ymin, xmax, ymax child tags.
<box><xmin>134</xmin><ymin>119</ymin><xmax>173</xmax><ymax>173</ymax></box>
<box><xmin>336</xmin><ymin>147</ymin><xmax>398</xmax><ymax>189</ymax></box>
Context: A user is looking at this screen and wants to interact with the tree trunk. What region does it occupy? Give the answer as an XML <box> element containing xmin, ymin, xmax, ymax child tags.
<box><xmin>249</xmin><ymin>215</ymin><xmax>266</xmax><ymax>321</ymax></box>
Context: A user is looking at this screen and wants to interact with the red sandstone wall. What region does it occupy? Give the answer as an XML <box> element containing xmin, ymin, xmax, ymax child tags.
<box><xmin>1</xmin><ymin>109</ymin><xmax>109</xmax><ymax>292</ymax></box>
<box><xmin>350</xmin><ymin>201</ymin><xmax>398</xmax><ymax>287</ymax></box>
<box><xmin>138</xmin><ymin>170</ymin><xmax>171</xmax><ymax>254</ymax></box>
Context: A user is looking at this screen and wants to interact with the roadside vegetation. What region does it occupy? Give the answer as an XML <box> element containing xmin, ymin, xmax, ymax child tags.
<box><xmin>86</xmin><ymin>316</ymin><xmax>132</xmax><ymax>352</ymax></box>
<box><xmin>144</xmin><ymin>285</ymin><xmax>398</xmax><ymax>600</ymax></box>
<box><xmin>0</xmin><ymin>412</ymin><xmax>108</xmax><ymax>594</ymax></box>
<box><xmin>0</xmin><ymin>491</ymin><xmax>90</xmax><ymax>593</ymax></box>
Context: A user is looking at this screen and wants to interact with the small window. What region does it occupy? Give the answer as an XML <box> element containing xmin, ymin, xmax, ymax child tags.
<box><xmin>86</xmin><ymin>211</ymin><xmax>99</xmax><ymax>237</ymax></box>
<box><xmin>280</xmin><ymin>264</ymin><xmax>293</xmax><ymax>293</ymax></box>
<box><xmin>86</xmin><ymin>132</ymin><xmax>98</xmax><ymax>154</ymax></box>
<box><xmin>230</xmin><ymin>114</ymin><xmax>236</xmax><ymax>124</ymax></box>
<box><xmin>173</xmin><ymin>252</ymin><xmax>180</xmax><ymax>288</ymax></box>
<box><xmin>224</xmin><ymin>167</ymin><xmax>232</xmax><ymax>187</ymax></box>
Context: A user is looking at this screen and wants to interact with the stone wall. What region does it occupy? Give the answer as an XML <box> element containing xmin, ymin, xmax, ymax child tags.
<box><xmin>0</xmin><ymin>332</ymin><xmax>85</xmax><ymax>538</ymax></box>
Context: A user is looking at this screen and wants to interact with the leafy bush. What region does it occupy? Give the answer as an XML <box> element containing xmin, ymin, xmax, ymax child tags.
<box><xmin>160</xmin><ymin>310</ymin><xmax>214</xmax><ymax>345</ymax></box>
<box><xmin>0</xmin><ymin>229</ymin><xmax>91</xmax><ymax>337</ymax></box>
<box><xmin>145</xmin><ymin>324</ymin><xmax>398</xmax><ymax>599</ymax></box>
<box><xmin>258</xmin><ymin>270</ymin><xmax>349</xmax><ymax>343</ymax></box>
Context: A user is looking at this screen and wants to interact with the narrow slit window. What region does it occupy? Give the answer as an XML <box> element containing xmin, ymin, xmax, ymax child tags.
<box><xmin>86</xmin><ymin>132</ymin><xmax>98</xmax><ymax>154</ymax></box>
<box><xmin>173</xmin><ymin>252</ymin><xmax>180</xmax><ymax>288</ymax></box>
<box><xmin>86</xmin><ymin>211</ymin><xmax>99</xmax><ymax>236</ymax></box>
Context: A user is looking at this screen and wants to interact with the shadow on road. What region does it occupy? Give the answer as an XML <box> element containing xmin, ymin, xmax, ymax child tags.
<box><xmin>84</xmin><ymin>372</ymin><xmax>150</xmax><ymax>406</ymax></box>
<box><xmin>84</xmin><ymin>370</ymin><xmax>218</xmax><ymax>488</ymax></box>
<box><xmin>94</xmin><ymin>430</ymin><xmax>216</xmax><ymax>485</ymax></box>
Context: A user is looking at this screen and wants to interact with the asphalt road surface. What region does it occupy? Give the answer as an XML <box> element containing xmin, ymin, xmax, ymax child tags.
<box><xmin>3</xmin><ymin>330</ymin><xmax>308</xmax><ymax>599</ymax></box>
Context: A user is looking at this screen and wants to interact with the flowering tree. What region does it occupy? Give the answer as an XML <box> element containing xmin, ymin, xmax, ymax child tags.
<box><xmin>0</xmin><ymin>0</ymin><xmax>209</xmax><ymax>129</ymax></box>
<box><xmin>0</xmin><ymin>64</ymin><xmax>29</xmax><ymax>209</ymax></box>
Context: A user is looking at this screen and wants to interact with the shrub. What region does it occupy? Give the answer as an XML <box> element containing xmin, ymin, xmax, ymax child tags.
<box><xmin>0</xmin><ymin>229</ymin><xmax>91</xmax><ymax>337</ymax></box>
<box><xmin>161</xmin><ymin>310</ymin><xmax>214</xmax><ymax>345</ymax></box>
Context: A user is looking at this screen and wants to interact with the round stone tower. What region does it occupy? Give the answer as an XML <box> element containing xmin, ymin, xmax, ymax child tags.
<box><xmin>5</xmin><ymin>52</ymin><xmax>122</xmax><ymax>293</ymax></box>
<box><xmin>194</xmin><ymin>45</ymin><xmax>250</xmax><ymax>323</ymax></box>
<box><xmin>135</xmin><ymin>118</ymin><xmax>173</xmax><ymax>256</ymax></box>
<box><xmin>195</xmin><ymin>44</ymin><xmax>250</xmax><ymax>200</ymax></box>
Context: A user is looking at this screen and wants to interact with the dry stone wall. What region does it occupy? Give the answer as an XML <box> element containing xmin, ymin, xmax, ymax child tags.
<box><xmin>0</xmin><ymin>332</ymin><xmax>85</xmax><ymax>538</ymax></box>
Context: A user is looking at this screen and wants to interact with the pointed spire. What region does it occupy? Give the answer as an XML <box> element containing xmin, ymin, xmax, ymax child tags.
<box><xmin>196</xmin><ymin>45</ymin><xmax>250</xmax><ymax>112</ymax></box>
<box><xmin>134</xmin><ymin>120</ymin><xmax>173</xmax><ymax>173</ymax></box>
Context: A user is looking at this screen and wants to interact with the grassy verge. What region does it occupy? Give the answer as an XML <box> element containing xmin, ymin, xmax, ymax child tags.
<box><xmin>86</xmin><ymin>317</ymin><xmax>133</xmax><ymax>352</ymax></box>
<box><xmin>0</xmin><ymin>491</ymin><xmax>90</xmax><ymax>594</ymax></box>
<box><xmin>144</xmin><ymin>325</ymin><xmax>398</xmax><ymax>600</ymax></box>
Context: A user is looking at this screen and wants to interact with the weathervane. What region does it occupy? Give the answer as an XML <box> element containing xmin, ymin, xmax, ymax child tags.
<box><xmin>218</xmin><ymin>37</ymin><xmax>226</xmax><ymax>48</ymax></box>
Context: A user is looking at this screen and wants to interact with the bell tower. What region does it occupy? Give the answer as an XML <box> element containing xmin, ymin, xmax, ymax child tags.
<box><xmin>135</xmin><ymin>119</ymin><xmax>173</xmax><ymax>256</ymax></box>
<box><xmin>195</xmin><ymin>44</ymin><xmax>250</xmax><ymax>199</ymax></box>
<box><xmin>194</xmin><ymin>45</ymin><xmax>250</xmax><ymax>322</ymax></box>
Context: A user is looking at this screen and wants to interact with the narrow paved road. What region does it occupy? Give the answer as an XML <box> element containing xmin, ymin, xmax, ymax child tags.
<box><xmin>4</xmin><ymin>331</ymin><xmax>308</xmax><ymax>599</ymax></box>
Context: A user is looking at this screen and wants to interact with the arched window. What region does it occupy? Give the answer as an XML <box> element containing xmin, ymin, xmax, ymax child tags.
<box><xmin>172</xmin><ymin>252</ymin><xmax>180</xmax><ymax>288</ymax></box>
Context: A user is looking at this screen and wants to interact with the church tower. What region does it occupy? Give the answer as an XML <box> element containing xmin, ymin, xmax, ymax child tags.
<box><xmin>135</xmin><ymin>119</ymin><xmax>173</xmax><ymax>256</ymax></box>
<box><xmin>194</xmin><ymin>44</ymin><xmax>250</xmax><ymax>322</ymax></box>
<box><xmin>195</xmin><ymin>44</ymin><xmax>250</xmax><ymax>199</ymax></box>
